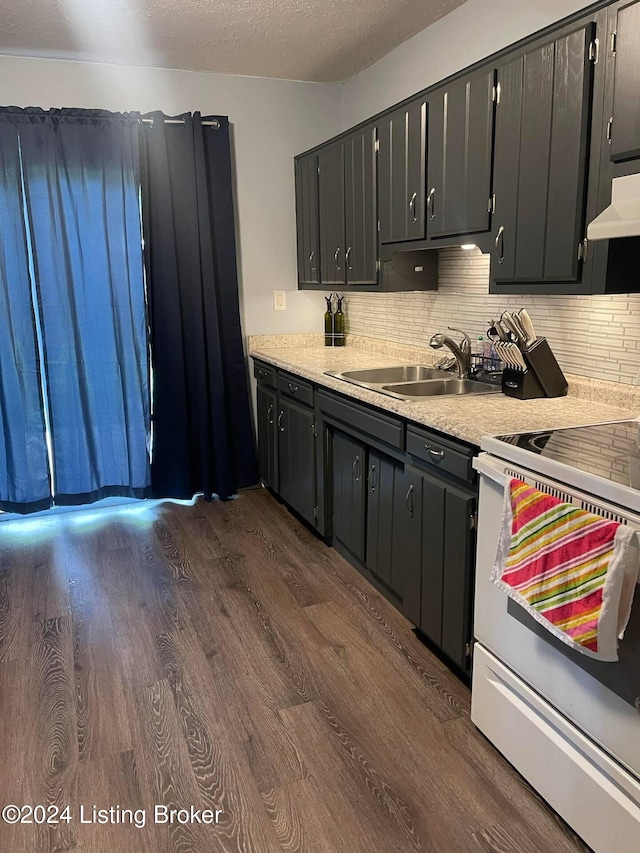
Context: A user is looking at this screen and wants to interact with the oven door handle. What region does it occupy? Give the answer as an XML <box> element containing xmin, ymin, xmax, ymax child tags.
<box><xmin>472</xmin><ymin>453</ymin><xmax>509</xmax><ymax>487</ymax></box>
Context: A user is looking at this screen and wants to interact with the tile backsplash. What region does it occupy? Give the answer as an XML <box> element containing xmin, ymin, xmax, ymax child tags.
<box><xmin>344</xmin><ymin>247</ymin><xmax>640</xmax><ymax>386</ymax></box>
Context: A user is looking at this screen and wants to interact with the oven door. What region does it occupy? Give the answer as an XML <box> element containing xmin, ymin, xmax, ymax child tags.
<box><xmin>472</xmin><ymin>451</ymin><xmax>640</xmax><ymax>777</ymax></box>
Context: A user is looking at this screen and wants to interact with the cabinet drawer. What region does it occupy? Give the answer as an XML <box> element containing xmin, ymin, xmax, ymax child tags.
<box><xmin>277</xmin><ymin>371</ymin><xmax>314</xmax><ymax>407</ymax></box>
<box><xmin>254</xmin><ymin>360</ymin><xmax>277</xmax><ymax>388</ymax></box>
<box><xmin>318</xmin><ymin>390</ymin><xmax>404</xmax><ymax>450</ymax></box>
<box><xmin>406</xmin><ymin>425</ymin><xmax>474</xmax><ymax>482</ymax></box>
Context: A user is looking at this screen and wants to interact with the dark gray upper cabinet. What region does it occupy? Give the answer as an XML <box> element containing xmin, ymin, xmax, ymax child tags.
<box><xmin>318</xmin><ymin>141</ymin><xmax>346</xmax><ymax>287</ymax></box>
<box><xmin>377</xmin><ymin>100</ymin><xmax>428</xmax><ymax>243</ymax></box>
<box><xmin>317</xmin><ymin>128</ymin><xmax>378</xmax><ymax>289</ymax></box>
<box><xmin>294</xmin><ymin>154</ymin><xmax>321</xmax><ymax>287</ymax></box>
<box><xmin>610</xmin><ymin>0</ymin><xmax>640</xmax><ymax>162</ymax></box>
<box><xmin>426</xmin><ymin>68</ymin><xmax>495</xmax><ymax>240</ymax></box>
<box><xmin>344</xmin><ymin>127</ymin><xmax>379</xmax><ymax>286</ymax></box>
<box><xmin>490</xmin><ymin>24</ymin><xmax>595</xmax><ymax>289</ymax></box>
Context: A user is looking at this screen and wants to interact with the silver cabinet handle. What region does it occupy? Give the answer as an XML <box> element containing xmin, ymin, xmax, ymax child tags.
<box><xmin>367</xmin><ymin>464</ymin><xmax>377</xmax><ymax>493</ymax></box>
<box><xmin>427</xmin><ymin>188</ymin><xmax>436</xmax><ymax>220</ymax></box>
<box><xmin>309</xmin><ymin>250</ymin><xmax>316</xmax><ymax>272</ymax></box>
<box><xmin>607</xmin><ymin>117</ymin><xmax>613</xmax><ymax>144</ymax></box>
<box><xmin>405</xmin><ymin>484</ymin><xmax>414</xmax><ymax>517</ymax></box>
<box><xmin>277</xmin><ymin>411</ymin><xmax>284</xmax><ymax>432</ymax></box>
<box><xmin>424</xmin><ymin>444</ymin><xmax>445</xmax><ymax>461</ymax></box>
<box><xmin>352</xmin><ymin>455</ymin><xmax>361</xmax><ymax>482</ymax></box>
<box><xmin>267</xmin><ymin>404</ymin><xmax>274</xmax><ymax>425</ymax></box>
<box><xmin>345</xmin><ymin>246</ymin><xmax>352</xmax><ymax>271</ymax></box>
<box><xmin>495</xmin><ymin>226</ymin><xmax>505</xmax><ymax>264</ymax></box>
<box><xmin>287</xmin><ymin>382</ymin><xmax>299</xmax><ymax>394</ymax></box>
<box><xmin>334</xmin><ymin>248</ymin><xmax>341</xmax><ymax>270</ymax></box>
<box><xmin>409</xmin><ymin>191</ymin><xmax>418</xmax><ymax>222</ymax></box>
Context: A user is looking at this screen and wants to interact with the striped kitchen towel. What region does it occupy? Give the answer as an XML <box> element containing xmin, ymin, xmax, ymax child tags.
<box><xmin>492</xmin><ymin>478</ymin><xmax>639</xmax><ymax>661</ymax></box>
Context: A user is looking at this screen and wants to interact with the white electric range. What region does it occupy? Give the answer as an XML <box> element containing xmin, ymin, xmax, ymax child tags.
<box><xmin>472</xmin><ymin>420</ymin><xmax>640</xmax><ymax>853</ymax></box>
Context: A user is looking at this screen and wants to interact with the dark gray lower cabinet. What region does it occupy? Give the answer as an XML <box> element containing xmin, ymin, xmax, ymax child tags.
<box><xmin>441</xmin><ymin>482</ymin><xmax>476</xmax><ymax>669</ymax></box>
<box><xmin>257</xmin><ymin>385</ymin><xmax>278</xmax><ymax>491</ymax></box>
<box><xmin>332</xmin><ymin>430</ymin><xmax>366</xmax><ymax>562</ymax></box>
<box><xmin>400</xmin><ymin>465</ymin><xmax>476</xmax><ymax>673</ymax></box>
<box><xmin>365</xmin><ymin>451</ymin><xmax>400</xmax><ymax>584</ymax></box>
<box><xmin>389</xmin><ymin>464</ymin><xmax>424</xmax><ymax>627</ymax></box>
<box><xmin>277</xmin><ymin>397</ymin><xmax>316</xmax><ymax>527</ymax></box>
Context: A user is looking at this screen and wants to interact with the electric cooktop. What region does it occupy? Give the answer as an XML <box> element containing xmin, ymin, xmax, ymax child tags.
<box><xmin>494</xmin><ymin>420</ymin><xmax>640</xmax><ymax>490</ymax></box>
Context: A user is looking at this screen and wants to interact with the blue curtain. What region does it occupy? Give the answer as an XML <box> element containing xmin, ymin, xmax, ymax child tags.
<box><xmin>1</xmin><ymin>108</ymin><xmax>151</xmax><ymax>507</ymax></box>
<box><xmin>0</xmin><ymin>122</ymin><xmax>52</xmax><ymax>512</ymax></box>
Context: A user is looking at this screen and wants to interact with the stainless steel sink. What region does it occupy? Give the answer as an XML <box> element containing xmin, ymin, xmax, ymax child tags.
<box><xmin>326</xmin><ymin>363</ymin><xmax>501</xmax><ymax>400</ymax></box>
<box><xmin>381</xmin><ymin>378</ymin><xmax>501</xmax><ymax>400</ymax></box>
<box><xmin>335</xmin><ymin>365</ymin><xmax>449</xmax><ymax>385</ymax></box>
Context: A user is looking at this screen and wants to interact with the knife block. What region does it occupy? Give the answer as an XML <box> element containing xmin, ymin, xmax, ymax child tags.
<box><xmin>501</xmin><ymin>337</ymin><xmax>568</xmax><ymax>400</ymax></box>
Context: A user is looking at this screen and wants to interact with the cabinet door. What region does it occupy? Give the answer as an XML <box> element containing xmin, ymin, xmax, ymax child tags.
<box><xmin>278</xmin><ymin>398</ymin><xmax>316</xmax><ymax>526</ymax></box>
<box><xmin>390</xmin><ymin>466</ymin><xmax>423</xmax><ymax>626</ymax></box>
<box><xmin>491</xmin><ymin>25</ymin><xmax>594</xmax><ymax>287</ymax></box>
<box><xmin>365</xmin><ymin>451</ymin><xmax>401</xmax><ymax>584</ymax></box>
<box><xmin>332</xmin><ymin>430</ymin><xmax>366</xmax><ymax>561</ymax></box>
<box><xmin>318</xmin><ymin>141</ymin><xmax>346</xmax><ymax>286</ymax></box>
<box><xmin>257</xmin><ymin>385</ymin><xmax>278</xmax><ymax>491</ymax></box>
<box><xmin>378</xmin><ymin>100</ymin><xmax>427</xmax><ymax>242</ymax></box>
<box><xmin>427</xmin><ymin>69</ymin><xmax>495</xmax><ymax>239</ymax></box>
<box><xmin>295</xmin><ymin>154</ymin><xmax>321</xmax><ymax>286</ymax></box>
<box><xmin>420</xmin><ymin>470</ymin><xmax>446</xmax><ymax>647</ymax></box>
<box><xmin>441</xmin><ymin>483</ymin><xmax>476</xmax><ymax>673</ymax></box>
<box><xmin>611</xmin><ymin>0</ymin><xmax>640</xmax><ymax>162</ymax></box>
<box><xmin>344</xmin><ymin>127</ymin><xmax>378</xmax><ymax>286</ymax></box>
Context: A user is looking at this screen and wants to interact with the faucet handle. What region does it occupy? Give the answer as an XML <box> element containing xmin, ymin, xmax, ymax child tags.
<box><xmin>447</xmin><ymin>326</ymin><xmax>472</xmax><ymax>353</ymax></box>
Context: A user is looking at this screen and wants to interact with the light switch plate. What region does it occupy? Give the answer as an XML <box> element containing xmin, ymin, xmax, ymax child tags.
<box><xmin>273</xmin><ymin>290</ymin><xmax>287</xmax><ymax>311</ymax></box>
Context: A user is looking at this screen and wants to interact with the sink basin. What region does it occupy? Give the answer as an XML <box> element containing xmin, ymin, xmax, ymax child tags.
<box><xmin>381</xmin><ymin>379</ymin><xmax>501</xmax><ymax>399</ymax></box>
<box><xmin>337</xmin><ymin>365</ymin><xmax>448</xmax><ymax>384</ymax></box>
<box><xmin>325</xmin><ymin>364</ymin><xmax>501</xmax><ymax>400</ymax></box>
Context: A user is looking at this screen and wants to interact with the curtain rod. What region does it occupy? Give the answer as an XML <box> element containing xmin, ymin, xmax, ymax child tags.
<box><xmin>141</xmin><ymin>117</ymin><xmax>220</xmax><ymax>129</ymax></box>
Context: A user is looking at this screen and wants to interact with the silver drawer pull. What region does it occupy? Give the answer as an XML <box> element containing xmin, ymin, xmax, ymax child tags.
<box><xmin>288</xmin><ymin>382</ymin><xmax>299</xmax><ymax>394</ymax></box>
<box><xmin>425</xmin><ymin>444</ymin><xmax>445</xmax><ymax>460</ymax></box>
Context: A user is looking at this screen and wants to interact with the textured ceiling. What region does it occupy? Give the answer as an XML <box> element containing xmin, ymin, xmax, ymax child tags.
<box><xmin>1</xmin><ymin>0</ymin><xmax>468</xmax><ymax>82</ymax></box>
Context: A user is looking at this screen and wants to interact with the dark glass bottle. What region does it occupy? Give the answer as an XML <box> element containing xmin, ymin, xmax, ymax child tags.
<box><xmin>334</xmin><ymin>295</ymin><xmax>345</xmax><ymax>346</ymax></box>
<box><xmin>324</xmin><ymin>295</ymin><xmax>333</xmax><ymax>346</ymax></box>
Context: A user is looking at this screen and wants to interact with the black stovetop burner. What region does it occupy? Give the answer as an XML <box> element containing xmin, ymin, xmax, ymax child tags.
<box><xmin>495</xmin><ymin>420</ymin><xmax>640</xmax><ymax>490</ymax></box>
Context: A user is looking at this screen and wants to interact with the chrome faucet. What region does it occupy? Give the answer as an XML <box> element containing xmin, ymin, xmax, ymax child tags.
<box><xmin>429</xmin><ymin>327</ymin><xmax>472</xmax><ymax>379</ymax></box>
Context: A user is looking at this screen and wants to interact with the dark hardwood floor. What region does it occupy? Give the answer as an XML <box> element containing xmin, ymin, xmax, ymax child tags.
<box><xmin>0</xmin><ymin>489</ymin><xmax>590</xmax><ymax>852</ymax></box>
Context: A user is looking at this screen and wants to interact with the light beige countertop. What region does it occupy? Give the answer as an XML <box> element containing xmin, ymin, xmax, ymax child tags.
<box><xmin>248</xmin><ymin>335</ymin><xmax>639</xmax><ymax>447</ymax></box>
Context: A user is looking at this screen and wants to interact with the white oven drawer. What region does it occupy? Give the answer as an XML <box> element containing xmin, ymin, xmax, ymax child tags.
<box><xmin>472</xmin><ymin>644</ymin><xmax>640</xmax><ymax>853</ymax></box>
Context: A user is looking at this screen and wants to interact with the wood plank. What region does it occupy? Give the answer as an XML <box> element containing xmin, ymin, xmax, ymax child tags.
<box><xmin>0</xmin><ymin>489</ymin><xmax>589</xmax><ymax>852</ymax></box>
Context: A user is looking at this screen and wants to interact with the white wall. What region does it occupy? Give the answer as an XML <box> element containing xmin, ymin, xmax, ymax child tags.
<box><xmin>340</xmin><ymin>0</ymin><xmax>597</xmax><ymax>127</ymax></box>
<box><xmin>0</xmin><ymin>55</ymin><xmax>342</xmax><ymax>339</ymax></box>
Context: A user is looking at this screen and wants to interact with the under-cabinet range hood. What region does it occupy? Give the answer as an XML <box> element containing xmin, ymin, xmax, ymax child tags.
<box><xmin>587</xmin><ymin>174</ymin><xmax>640</xmax><ymax>240</ymax></box>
